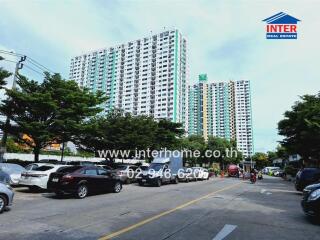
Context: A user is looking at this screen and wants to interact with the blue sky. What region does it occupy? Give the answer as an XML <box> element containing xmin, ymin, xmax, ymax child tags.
<box><xmin>1</xmin><ymin>0</ymin><xmax>319</xmax><ymax>153</ymax></box>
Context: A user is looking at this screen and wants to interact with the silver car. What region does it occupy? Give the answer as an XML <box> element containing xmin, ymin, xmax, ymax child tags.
<box><xmin>0</xmin><ymin>182</ymin><xmax>14</xmax><ymax>213</ymax></box>
<box><xmin>0</xmin><ymin>163</ymin><xmax>25</xmax><ymax>186</ymax></box>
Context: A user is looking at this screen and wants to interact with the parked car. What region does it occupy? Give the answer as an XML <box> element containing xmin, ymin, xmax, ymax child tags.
<box><xmin>39</xmin><ymin>159</ymin><xmax>61</xmax><ymax>164</ymax></box>
<box><xmin>115</xmin><ymin>165</ymin><xmax>139</xmax><ymax>184</ymax></box>
<box><xmin>192</xmin><ymin>167</ymin><xmax>209</xmax><ymax>180</ymax></box>
<box><xmin>0</xmin><ymin>163</ymin><xmax>25</xmax><ymax>186</ymax></box>
<box><xmin>65</xmin><ymin>161</ymin><xmax>95</xmax><ymax>166</ymax></box>
<box><xmin>295</xmin><ymin>168</ymin><xmax>320</xmax><ymax>191</ymax></box>
<box><xmin>47</xmin><ymin>166</ymin><xmax>122</xmax><ymax>198</ymax></box>
<box><xmin>227</xmin><ymin>164</ymin><xmax>239</xmax><ymax>177</ymax></box>
<box><xmin>25</xmin><ymin>163</ymin><xmax>53</xmax><ymax>171</ymax></box>
<box><xmin>262</xmin><ymin>167</ymin><xmax>280</xmax><ymax>175</ymax></box>
<box><xmin>178</xmin><ymin>168</ymin><xmax>196</xmax><ymax>182</ymax></box>
<box><xmin>0</xmin><ymin>182</ymin><xmax>14</xmax><ymax>213</ymax></box>
<box><xmin>301</xmin><ymin>182</ymin><xmax>320</xmax><ymax>218</ymax></box>
<box><xmin>19</xmin><ymin>164</ymin><xmax>66</xmax><ymax>190</ymax></box>
<box><xmin>273</xmin><ymin>169</ymin><xmax>284</xmax><ymax>177</ymax></box>
<box><xmin>137</xmin><ymin>165</ymin><xmax>149</xmax><ymax>172</ymax></box>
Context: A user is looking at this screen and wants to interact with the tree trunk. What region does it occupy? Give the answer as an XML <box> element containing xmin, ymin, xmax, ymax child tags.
<box><xmin>34</xmin><ymin>147</ymin><xmax>40</xmax><ymax>162</ymax></box>
<box><xmin>61</xmin><ymin>142</ymin><xmax>65</xmax><ymax>162</ymax></box>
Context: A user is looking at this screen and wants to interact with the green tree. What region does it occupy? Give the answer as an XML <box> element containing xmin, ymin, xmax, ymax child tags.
<box><xmin>153</xmin><ymin>119</ymin><xmax>184</xmax><ymax>150</ymax></box>
<box><xmin>0</xmin><ymin>75</ymin><xmax>57</xmax><ymax>161</ymax></box>
<box><xmin>0</xmin><ymin>73</ymin><xmax>105</xmax><ymax>162</ymax></box>
<box><xmin>43</xmin><ymin>73</ymin><xmax>106</xmax><ymax>161</ymax></box>
<box><xmin>77</xmin><ymin>111</ymin><xmax>183</xmax><ymax>161</ymax></box>
<box><xmin>252</xmin><ymin>152</ymin><xmax>269</xmax><ymax>169</ymax></box>
<box><xmin>0</xmin><ymin>56</ymin><xmax>11</xmax><ymax>88</ymax></box>
<box><xmin>207</xmin><ymin>137</ymin><xmax>242</xmax><ymax>169</ymax></box>
<box><xmin>278</xmin><ymin>93</ymin><xmax>320</xmax><ymax>166</ymax></box>
<box><xmin>181</xmin><ymin>135</ymin><xmax>206</xmax><ymax>166</ymax></box>
<box><xmin>6</xmin><ymin>137</ymin><xmax>30</xmax><ymax>153</ymax></box>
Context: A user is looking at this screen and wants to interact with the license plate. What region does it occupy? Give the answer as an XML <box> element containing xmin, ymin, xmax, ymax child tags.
<box><xmin>52</xmin><ymin>178</ymin><xmax>59</xmax><ymax>182</ymax></box>
<box><xmin>142</xmin><ymin>179</ymin><xmax>146</xmax><ymax>183</ymax></box>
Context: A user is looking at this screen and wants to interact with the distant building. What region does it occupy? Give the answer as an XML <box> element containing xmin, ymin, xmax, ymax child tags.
<box><xmin>187</xmin><ymin>74</ymin><xmax>253</xmax><ymax>157</ymax></box>
<box><xmin>69</xmin><ymin>29</ymin><xmax>188</xmax><ymax>126</ymax></box>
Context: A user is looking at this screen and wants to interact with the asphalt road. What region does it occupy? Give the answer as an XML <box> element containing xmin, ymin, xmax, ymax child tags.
<box><xmin>1</xmin><ymin>176</ymin><xmax>319</xmax><ymax>240</ymax></box>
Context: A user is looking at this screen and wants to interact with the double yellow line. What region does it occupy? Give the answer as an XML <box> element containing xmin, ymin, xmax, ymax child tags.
<box><xmin>99</xmin><ymin>182</ymin><xmax>242</xmax><ymax>240</ymax></box>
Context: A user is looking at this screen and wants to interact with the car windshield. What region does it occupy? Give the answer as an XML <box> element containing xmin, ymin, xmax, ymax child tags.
<box><xmin>57</xmin><ymin>166</ymin><xmax>82</xmax><ymax>173</ymax></box>
<box><xmin>149</xmin><ymin>163</ymin><xmax>163</xmax><ymax>171</ymax></box>
<box><xmin>0</xmin><ymin>163</ymin><xmax>25</xmax><ymax>174</ymax></box>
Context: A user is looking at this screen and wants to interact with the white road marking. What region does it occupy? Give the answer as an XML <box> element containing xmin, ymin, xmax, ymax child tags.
<box><xmin>212</xmin><ymin>224</ymin><xmax>237</xmax><ymax>240</ymax></box>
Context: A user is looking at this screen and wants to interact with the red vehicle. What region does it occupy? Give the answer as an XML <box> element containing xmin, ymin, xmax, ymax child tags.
<box><xmin>250</xmin><ymin>172</ymin><xmax>257</xmax><ymax>183</ymax></box>
<box><xmin>227</xmin><ymin>164</ymin><xmax>239</xmax><ymax>177</ymax></box>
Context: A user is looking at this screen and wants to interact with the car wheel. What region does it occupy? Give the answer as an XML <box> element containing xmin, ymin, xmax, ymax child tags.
<box><xmin>29</xmin><ymin>186</ymin><xmax>39</xmax><ymax>192</ymax></box>
<box><xmin>0</xmin><ymin>195</ymin><xmax>7</xmax><ymax>213</ymax></box>
<box><xmin>113</xmin><ymin>182</ymin><xmax>122</xmax><ymax>193</ymax></box>
<box><xmin>173</xmin><ymin>177</ymin><xmax>179</xmax><ymax>184</ymax></box>
<box><xmin>138</xmin><ymin>181</ymin><xmax>144</xmax><ymax>186</ymax></box>
<box><xmin>55</xmin><ymin>191</ymin><xmax>64</xmax><ymax>197</ymax></box>
<box><xmin>156</xmin><ymin>179</ymin><xmax>162</xmax><ymax>187</ymax></box>
<box><xmin>76</xmin><ymin>184</ymin><xmax>88</xmax><ymax>199</ymax></box>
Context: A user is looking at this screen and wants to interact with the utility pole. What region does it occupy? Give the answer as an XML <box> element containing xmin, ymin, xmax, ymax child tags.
<box><xmin>0</xmin><ymin>55</ymin><xmax>26</xmax><ymax>162</ymax></box>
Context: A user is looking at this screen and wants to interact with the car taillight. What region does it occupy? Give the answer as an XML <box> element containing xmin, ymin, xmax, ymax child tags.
<box><xmin>62</xmin><ymin>174</ymin><xmax>73</xmax><ymax>180</ymax></box>
<box><xmin>29</xmin><ymin>174</ymin><xmax>47</xmax><ymax>177</ymax></box>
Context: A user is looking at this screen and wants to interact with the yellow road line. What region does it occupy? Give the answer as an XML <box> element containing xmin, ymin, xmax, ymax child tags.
<box><xmin>98</xmin><ymin>181</ymin><xmax>242</xmax><ymax>240</ymax></box>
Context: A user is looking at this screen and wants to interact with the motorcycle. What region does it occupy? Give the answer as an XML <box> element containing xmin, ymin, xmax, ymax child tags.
<box><xmin>250</xmin><ymin>173</ymin><xmax>256</xmax><ymax>183</ymax></box>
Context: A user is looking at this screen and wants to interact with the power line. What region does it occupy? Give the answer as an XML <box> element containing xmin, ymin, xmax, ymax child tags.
<box><xmin>1</xmin><ymin>59</ymin><xmax>17</xmax><ymax>64</ymax></box>
<box><xmin>23</xmin><ymin>64</ymin><xmax>46</xmax><ymax>77</ymax></box>
<box><xmin>1</xmin><ymin>59</ymin><xmax>46</xmax><ymax>77</ymax></box>
<box><xmin>0</xmin><ymin>49</ymin><xmax>56</xmax><ymax>74</ymax></box>
<box><xmin>0</xmin><ymin>50</ymin><xmax>24</xmax><ymax>57</ymax></box>
<box><xmin>27</xmin><ymin>57</ymin><xmax>55</xmax><ymax>74</ymax></box>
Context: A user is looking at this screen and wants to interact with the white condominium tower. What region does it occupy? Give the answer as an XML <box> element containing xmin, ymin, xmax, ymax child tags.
<box><xmin>188</xmin><ymin>74</ymin><xmax>253</xmax><ymax>157</ymax></box>
<box><xmin>69</xmin><ymin>29</ymin><xmax>187</xmax><ymax>125</ymax></box>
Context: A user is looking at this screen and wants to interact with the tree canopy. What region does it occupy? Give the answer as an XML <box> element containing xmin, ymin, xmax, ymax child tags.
<box><xmin>0</xmin><ymin>72</ymin><xmax>106</xmax><ymax>161</ymax></box>
<box><xmin>278</xmin><ymin>93</ymin><xmax>320</xmax><ymax>166</ymax></box>
<box><xmin>76</xmin><ymin>110</ymin><xmax>184</xmax><ymax>161</ymax></box>
<box><xmin>180</xmin><ymin>135</ymin><xmax>243</xmax><ymax>168</ymax></box>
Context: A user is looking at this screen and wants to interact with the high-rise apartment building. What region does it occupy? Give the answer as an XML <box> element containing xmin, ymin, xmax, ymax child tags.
<box><xmin>188</xmin><ymin>74</ymin><xmax>253</xmax><ymax>157</ymax></box>
<box><xmin>69</xmin><ymin>29</ymin><xmax>187</xmax><ymax>125</ymax></box>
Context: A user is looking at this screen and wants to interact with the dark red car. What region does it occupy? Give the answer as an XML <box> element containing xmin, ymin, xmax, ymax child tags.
<box><xmin>48</xmin><ymin>166</ymin><xmax>122</xmax><ymax>198</ymax></box>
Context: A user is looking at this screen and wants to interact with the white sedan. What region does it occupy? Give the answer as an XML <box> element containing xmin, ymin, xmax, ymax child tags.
<box><xmin>19</xmin><ymin>164</ymin><xmax>66</xmax><ymax>190</ymax></box>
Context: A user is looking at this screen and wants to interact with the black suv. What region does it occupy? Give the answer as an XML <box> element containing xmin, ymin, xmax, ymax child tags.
<box><xmin>295</xmin><ymin>168</ymin><xmax>320</xmax><ymax>191</ymax></box>
<box><xmin>301</xmin><ymin>183</ymin><xmax>320</xmax><ymax>218</ymax></box>
<box><xmin>48</xmin><ymin>166</ymin><xmax>122</xmax><ymax>198</ymax></box>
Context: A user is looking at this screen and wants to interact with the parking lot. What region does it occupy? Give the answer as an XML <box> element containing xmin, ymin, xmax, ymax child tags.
<box><xmin>1</xmin><ymin>176</ymin><xmax>319</xmax><ymax>240</ymax></box>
